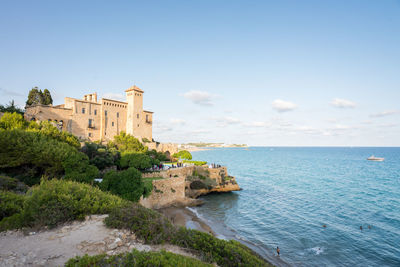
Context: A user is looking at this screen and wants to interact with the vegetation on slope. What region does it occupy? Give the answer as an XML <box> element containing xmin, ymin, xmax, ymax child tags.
<box><xmin>0</xmin><ymin>179</ymin><xmax>126</xmax><ymax>230</ymax></box>
<box><xmin>105</xmin><ymin>204</ymin><xmax>272</xmax><ymax>267</ymax></box>
<box><xmin>66</xmin><ymin>249</ymin><xmax>212</xmax><ymax>267</ymax></box>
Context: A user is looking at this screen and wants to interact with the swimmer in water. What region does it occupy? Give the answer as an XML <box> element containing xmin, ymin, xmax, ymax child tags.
<box><xmin>368</xmin><ymin>225</ymin><xmax>372</xmax><ymax>229</ymax></box>
<box><xmin>322</xmin><ymin>224</ymin><xmax>327</xmax><ymax>228</ymax></box>
<box><xmin>360</xmin><ymin>226</ymin><xmax>363</xmax><ymax>230</ymax></box>
<box><xmin>277</xmin><ymin>246</ymin><xmax>280</xmax><ymax>256</ymax></box>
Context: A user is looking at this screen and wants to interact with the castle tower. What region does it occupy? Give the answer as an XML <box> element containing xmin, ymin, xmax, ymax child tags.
<box><xmin>125</xmin><ymin>85</ymin><xmax>144</xmax><ymax>137</ymax></box>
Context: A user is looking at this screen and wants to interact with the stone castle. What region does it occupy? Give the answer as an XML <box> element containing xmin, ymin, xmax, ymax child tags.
<box><xmin>25</xmin><ymin>85</ymin><xmax>153</xmax><ymax>142</ymax></box>
<box><xmin>24</xmin><ymin>85</ymin><xmax>177</xmax><ymax>155</ymax></box>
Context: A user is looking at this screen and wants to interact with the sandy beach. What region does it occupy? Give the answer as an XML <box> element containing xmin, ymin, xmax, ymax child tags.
<box><xmin>157</xmin><ymin>206</ymin><xmax>215</xmax><ymax>236</ymax></box>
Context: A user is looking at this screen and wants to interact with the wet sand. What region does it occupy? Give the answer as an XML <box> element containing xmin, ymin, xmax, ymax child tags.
<box><xmin>157</xmin><ymin>207</ymin><xmax>215</xmax><ymax>236</ymax></box>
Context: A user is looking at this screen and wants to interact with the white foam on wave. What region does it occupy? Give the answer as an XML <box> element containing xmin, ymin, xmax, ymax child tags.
<box><xmin>310</xmin><ymin>247</ymin><xmax>324</xmax><ymax>255</ymax></box>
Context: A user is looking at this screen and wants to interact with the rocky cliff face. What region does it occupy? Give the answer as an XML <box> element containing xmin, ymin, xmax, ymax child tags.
<box><xmin>140</xmin><ymin>165</ymin><xmax>241</xmax><ymax>209</ymax></box>
<box><xmin>185</xmin><ymin>166</ymin><xmax>241</xmax><ymax>198</ymax></box>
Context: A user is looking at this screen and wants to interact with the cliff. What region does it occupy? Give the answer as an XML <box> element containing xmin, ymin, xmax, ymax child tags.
<box><xmin>140</xmin><ymin>165</ymin><xmax>241</xmax><ymax>209</ymax></box>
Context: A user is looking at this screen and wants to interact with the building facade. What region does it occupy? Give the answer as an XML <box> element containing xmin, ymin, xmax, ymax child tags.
<box><xmin>24</xmin><ymin>85</ymin><xmax>153</xmax><ymax>142</ymax></box>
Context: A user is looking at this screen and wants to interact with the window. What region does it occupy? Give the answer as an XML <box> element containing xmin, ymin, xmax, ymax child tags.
<box><xmin>146</xmin><ymin>114</ymin><xmax>149</xmax><ymax>121</ymax></box>
<box><xmin>88</xmin><ymin>119</ymin><xmax>93</xmax><ymax>128</ymax></box>
<box><xmin>105</xmin><ymin>110</ymin><xmax>107</xmax><ymax>116</ymax></box>
<box><xmin>88</xmin><ymin>133</ymin><xmax>92</xmax><ymax>137</ymax></box>
<box><xmin>112</xmin><ymin>122</ymin><xmax>114</xmax><ymax>126</ymax></box>
<box><xmin>82</xmin><ymin>108</ymin><xmax>85</xmax><ymax>114</ymax></box>
<box><xmin>137</xmin><ymin>114</ymin><xmax>139</xmax><ymax>119</ymax></box>
<box><xmin>117</xmin><ymin>112</ymin><xmax>119</xmax><ymax>118</ymax></box>
<box><xmin>94</xmin><ymin>109</ymin><xmax>97</xmax><ymax>115</ymax></box>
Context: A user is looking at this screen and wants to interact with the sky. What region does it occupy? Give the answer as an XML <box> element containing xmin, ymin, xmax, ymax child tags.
<box><xmin>1</xmin><ymin>0</ymin><xmax>399</xmax><ymax>146</ymax></box>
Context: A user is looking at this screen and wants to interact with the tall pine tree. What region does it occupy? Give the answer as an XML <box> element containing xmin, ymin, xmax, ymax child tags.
<box><xmin>42</xmin><ymin>89</ymin><xmax>53</xmax><ymax>105</ymax></box>
<box><xmin>26</xmin><ymin>87</ymin><xmax>53</xmax><ymax>106</ymax></box>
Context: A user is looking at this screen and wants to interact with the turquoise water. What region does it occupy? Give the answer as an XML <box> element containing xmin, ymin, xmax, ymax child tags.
<box><xmin>191</xmin><ymin>147</ymin><xmax>400</xmax><ymax>267</ymax></box>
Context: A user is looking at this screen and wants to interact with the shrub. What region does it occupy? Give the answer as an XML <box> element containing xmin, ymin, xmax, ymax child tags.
<box><xmin>100</xmin><ymin>168</ymin><xmax>144</xmax><ymax>202</ymax></box>
<box><xmin>63</xmin><ymin>153</ymin><xmax>99</xmax><ymax>183</ymax></box>
<box><xmin>0</xmin><ymin>112</ymin><xmax>26</xmax><ymax>130</ymax></box>
<box><xmin>120</xmin><ymin>152</ymin><xmax>152</xmax><ymax>170</ymax></box>
<box><xmin>0</xmin><ymin>191</ymin><xmax>26</xmax><ymax>221</ymax></box>
<box><xmin>65</xmin><ymin>249</ymin><xmax>212</xmax><ymax>267</ymax></box>
<box><xmin>190</xmin><ymin>180</ymin><xmax>208</xmax><ymax>190</ymax></box>
<box><xmin>0</xmin><ymin>175</ymin><xmax>29</xmax><ymax>193</ymax></box>
<box><xmin>105</xmin><ymin>203</ymin><xmax>176</xmax><ymax>244</ymax></box>
<box><xmin>112</xmin><ymin>131</ymin><xmax>147</xmax><ymax>152</ymax></box>
<box><xmin>27</xmin><ymin>120</ymin><xmax>80</xmax><ymax>149</ymax></box>
<box><xmin>81</xmin><ymin>142</ymin><xmax>120</xmax><ymax>170</ymax></box>
<box><xmin>143</xmin><ymin>180</ymin><xmax>153</xmax><ymax>198</ymax></box>
<box><xmin>0</xmin><ymin>129</ymin><xmax>98</xmax><ymax>185</ymax></box>
<box><xmin>173</xmin><ymin>150</ymin><xmax>192</xmax><ymax>160</ymax></box>
<box><xmin>0</xmin><ymin>179</ymin><xmax>125</xmax><ymax>230</ymax></box>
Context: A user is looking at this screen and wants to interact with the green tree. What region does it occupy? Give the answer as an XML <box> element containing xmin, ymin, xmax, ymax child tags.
<box><xmin>26</xmin><ymin>87</ymin><xmax>43</xmax><ymax>106</ymax></box>
<box><xmin>120</xmin><ymin>152</ymin><xmax>152</xmax><ymax>170</ymax></box>
<box><xmin>42</xmin><ymin>89</ymin><xmax>53</xmax><ymax>105</ymax></box>
<box><xmin>0</xmin><ymin>129</ymin><xmax>97</xmax><ymax>185</ymax></box>
<box><xmin>112</xmin><ymin>131</ymin><xmax>147</xmax><ymax>152</ymax></box>
<box><xmin>0</xmin><ymin>112</ymin><xmax>27</xmax><ymax>130</ymax></box>
<box><xmin>100</xmin><ymin>167</ymin><xmax>144</xmax><ymax>202</ymax></box>
<box><xmin>173</xmin><ymin>150</ymin><xmax>192</xmax><ymax>160</ymax></box>
<box><xmin>0</xmin><ymin>100</ymin><xmax>24</xmax><ymax>115</ymax></box>
<box><xmin>27</xmin><ymin>120</ymin><xmax>80</xmax><ymax>149</ymax></box>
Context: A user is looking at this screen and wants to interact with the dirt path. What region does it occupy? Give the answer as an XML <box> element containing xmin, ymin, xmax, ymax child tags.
<box><xmin>0</xmin><ymin>215</ymin><xmax>200</xmax><ymax>266</ymax></box>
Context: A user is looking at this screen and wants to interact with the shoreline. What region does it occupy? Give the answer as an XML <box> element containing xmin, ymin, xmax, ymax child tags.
<box><xmin>157</xmin><ymin>206</ymin><xmax>215</xmax><ymax>236</ymax></box>
<box><xmin>158</xmin><ymin>205</ymin><xmax>288</xmax><ymax>267</ymax></box>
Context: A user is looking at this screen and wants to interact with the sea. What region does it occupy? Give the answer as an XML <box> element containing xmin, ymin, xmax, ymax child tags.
<box><xmin>189</xmin><ymin>147</ymin><xmax>400</xmax><ymax>267</ymax></box>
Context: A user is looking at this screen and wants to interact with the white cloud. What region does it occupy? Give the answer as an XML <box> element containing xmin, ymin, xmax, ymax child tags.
<box><xmin>183</xmin><ymin>90</ymin><xmax>214</xmax><ymax>106</ymax></box>
<box><xmin>103</xmin><ymin>93</ymin><xmax>125</xmax><ymax>102</ymax></box>
<box><xmin>244</xmin><ymin>121</ymin><xmax>270</xmax><ymax>127</ymax></box>
<box><xmin>189</xmin><ymin>129</ymin><xmax>211</xmax><ymax>134</ymax></box>
<box><xmin>170</xmin><ymin>118</ymin><xmax>186</xmax><ymax>125</ymax></box>
<box><xmin>331</xmin><ymin>98</ymin><xmax>356</xmax><ymax>108</ymax></box>
<box><xmin>214</xmin><ymin>116</ymin><xmax>241</xmax><ymax>127</ymax></box>
<box><xmin>272</xmin><ymin>99</ymin><xmax>297</xmax><ymax>112</ymax></box>
<box><xmin>370</xmin><ymin>110</ymin><xmax>399</xmax><ymax>118</ymax></box>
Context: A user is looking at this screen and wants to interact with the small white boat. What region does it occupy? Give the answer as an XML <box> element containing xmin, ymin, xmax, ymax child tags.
<box><xmin>367</xmin><ymin>155</ymin><xmax>384</xmax><ymax>161</ymax></box>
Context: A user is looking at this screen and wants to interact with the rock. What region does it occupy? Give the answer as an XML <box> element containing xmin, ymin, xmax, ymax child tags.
<box><xmin>108</xmin><ymin>242</ymin><xmax>118</xmax><ymax>250</ymax></box>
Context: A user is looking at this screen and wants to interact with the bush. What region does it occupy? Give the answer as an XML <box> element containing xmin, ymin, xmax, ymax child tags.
<box><xmin>0</xmin><ymin>175</ymin><xmax>29</xmax><ymax>193</ymax></box>
<box><xmin>111</xmin><ymin>131</ymin><xmax>147</xmax><ymax>152</ymax></box>
<box><xmin>0</xmin><ymin>129</ymin><xmax>98</xmax><ymax>185</ymax></box>
<box><xmin>100</xmin><ymin>168</ymin><xmax>144</xmax><ymax>202</ymax></box>
<box><xmin>81</xmin><ymin>142</ymin><xmax>120</xmax><ymax>170</ymax></box>
<box><xmin>104</xmin><ymin>203</ymin><xmax>176</xmax><ymax>244</ymax></box>
<box><xmin>173</xmin><ymin>150</ymin><xmax>192</xmax><ymax>160</ymax></box>
<box><xmin>27</xmin><ymin>120</ymin><xmax>80</xmax><ymax>149</ymax></box>
<box><xmin>0</xmin><ymin>112</ymin><xmax>26</xmax><ymax>130</ymax></box>
<box><xmin>104</xmin><ymin>205</ymin><xmax>272</xmax><ymax>267</ymax></box>
<box><xmin>0</xmin><ymin>191</ymin><xmax>26</xmax><ymax>221</ymax></box>
<box><xmin>63</xmin><ymin>153</ymin><xmax>99</xmax><ymax>183</ymax></box>
<box><xmin>146</xmin><ymin>149</ymin><xmax>169</xmax><ymax>162</ymax></box>
<box><xmin>66</xmin><ymin>249</ymin><xmax>212</xmax><ymax>267</ymax></box>
<box><xmin>120</xmin><ymin>152</ymin><xmax>152</xmax><ymax>170</ymax></box>
<box><xmin>0</xmin><ymin>179</ymin><xmax>125</xmax><ymax>230</ymax></box>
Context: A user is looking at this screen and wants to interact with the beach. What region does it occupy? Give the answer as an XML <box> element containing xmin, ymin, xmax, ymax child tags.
<box><xmin>157</xmin><ymin>206</ymin><xmax>215</xmax><ymax>236</ymax></box>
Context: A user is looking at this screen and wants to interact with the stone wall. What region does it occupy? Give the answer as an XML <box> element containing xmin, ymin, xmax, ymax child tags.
<box><xmin>140</xmin><ymin>176</ymin><xmax>186</xmax><ymax>209</ymax></box>
<box><xmin>146</xmin><ymin>142</ymin><xmax>178</xmax><ymax>156</ymax></box>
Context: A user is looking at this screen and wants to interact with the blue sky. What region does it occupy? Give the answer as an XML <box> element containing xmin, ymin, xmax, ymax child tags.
<box><xmin>1</xmin><ymin>0</ymin><xmax>399</xmax><ymax>146</ymax></box>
